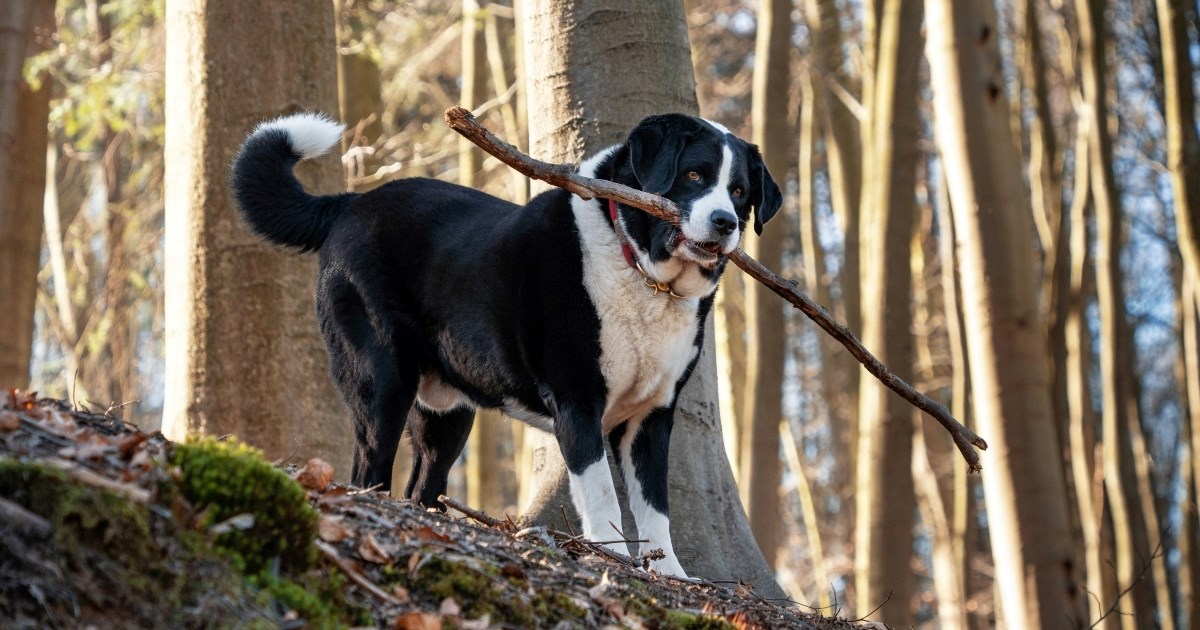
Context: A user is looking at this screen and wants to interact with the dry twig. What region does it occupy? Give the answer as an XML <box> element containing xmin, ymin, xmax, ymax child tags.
<box><xmin>444</xmin><ymin>105</ymin><xmax>989</xmax><ymax>471</ymax></box>
<box><xmin>315</xmin><ymin>540</ymin><xmax>403</xmax><ymax>607</ymax></box>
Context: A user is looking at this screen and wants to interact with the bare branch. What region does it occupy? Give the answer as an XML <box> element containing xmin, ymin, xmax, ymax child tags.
<box><xmin>444</xmin><ymin>106</ymin><xmax>988</xmax><ymax>471</ymax></box>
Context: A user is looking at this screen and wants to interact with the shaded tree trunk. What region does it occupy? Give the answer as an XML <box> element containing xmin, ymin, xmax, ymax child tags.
<box><xmin>163</xmin><ymin>0</ymin><xmax>352</xmax><ymax>475</ymax></box>
<box><xmin>1075</xmin><ymin>0</ymin><xmax>1164</xmax><ymax>626</ymax></box>
<box><xmin>924</xmin><ymin>0</ymin><xmax>1084</xmax><ymax>625</ymax></box>
<box><xmin>0</xmin><ymin>0</ymin><xmax>55</xmax><ymax>389</ymax></box>
<box><xmin>740</xmin><ymin>0</ymin><xmax>791</xmax><ymax>570</ymax></box>
<box><xmin>853</xmin><ymin>0</ymin><xmax>922</xmax><ymax>624</ymax></box>
<box><xmin>520</xmin><ymin>0</ymin><xmax>780</xmax><ymax>595</ymax></box>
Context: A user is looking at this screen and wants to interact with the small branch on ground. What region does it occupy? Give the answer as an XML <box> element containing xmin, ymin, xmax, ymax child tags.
<box><xmin>315</xmin><ymin>540</ymin><xmax>403</xmax><ymax>607</ymax></box>
<box><xmin>0</xmin><ymin>496</ymin><xmax>54</xmax><ymax>539</ymax></box>
<box><xmin>444</xmin><ymin>105</ymin><xmax>988</xmax><ymax>472</ymax></box>
<box><xmin>439</xmin><ymin>494</ymin><xmax>513</xmax><ymax>530</ymax></box>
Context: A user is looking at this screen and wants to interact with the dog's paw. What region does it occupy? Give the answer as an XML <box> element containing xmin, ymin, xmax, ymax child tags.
<box><xmin>648</xmin><ymin>554</ymin><xmax>688</xmax><ymax>578</ymax></box>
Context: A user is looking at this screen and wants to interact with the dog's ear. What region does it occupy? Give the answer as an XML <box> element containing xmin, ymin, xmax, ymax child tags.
<box><xmin>748</xmin><ymin>146</ymin><xmax>783</xmax><ymax>235</ymax></box>
<box><xmin>627</xmin><ymin>116</ymin><xmax>690</xmax><ymax>195</ymax></box>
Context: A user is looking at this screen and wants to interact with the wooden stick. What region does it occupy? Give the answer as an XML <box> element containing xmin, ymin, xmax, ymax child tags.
<box><xmin>444</xmin><ymin>106</ymin><xmax>988</xmax><ymax>472</ymax></box>
<box><xmin>316</xmin><ymin>540</ymin><xmax>404</xmax><ymax>607</ymax></box>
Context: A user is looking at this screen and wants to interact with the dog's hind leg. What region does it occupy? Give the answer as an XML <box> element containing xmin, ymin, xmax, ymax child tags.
<box><xmin>320</xmin><ymin>273</ymin><xmax>417</xmax><ymax>491</ymax></box>
<box><xmin>405</xmin><ymin>405</ymin><xmax>474</xmax><ymax>509</ymax></box>
<box><xmin>614</xmin><ymin>407</ymin><xmax>687</xmax><ymax>577</ymax></box>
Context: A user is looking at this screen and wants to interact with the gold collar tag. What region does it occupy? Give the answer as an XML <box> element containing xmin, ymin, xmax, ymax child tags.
<box><xmin>635</xmin><ymin>261</ymin><xmax>684</xmax><ymax>299</ymax></box>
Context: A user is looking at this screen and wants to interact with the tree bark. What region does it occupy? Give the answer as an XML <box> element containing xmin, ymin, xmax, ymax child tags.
<box><xmin>740</xmin><ymin>0</ymin><xmax>790</xmax><ymax>570</ymax></box>
<box><xmin>853</xmin><ymin>0</ymin><xmax>921</xmax><ymax>624</ymax></box>
<box><xmin>924</xmin><ymin>0</ymin><xmax>1083</xmax><ymax>625</ymax></box>
<box><xmin>0</xmin><ymin>0</ymin><xmax>55</xmax><ymax>389</ymax></box>
<box><xmin>519</xmin><ymin>0</ymin><xmax>780</xmax><ymax>595</ymax></box>
<box><xmin>163</xmin><ymin>0</ymin><xmax>352</xmax><ymax>475</ymax></box>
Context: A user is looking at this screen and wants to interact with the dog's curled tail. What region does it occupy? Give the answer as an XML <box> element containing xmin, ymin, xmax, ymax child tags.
<box><xmin>230</xmin><ymin>112</ymin><xmax>356</xmax><ymax>252</ymax></box>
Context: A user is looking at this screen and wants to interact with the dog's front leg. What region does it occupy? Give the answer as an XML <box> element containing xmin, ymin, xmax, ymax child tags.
<box><xmin>554</xmin><ymin>403</ymin><xmax>626</xmax><ymax>555</ymax></box>
<box><xmin>616</xmin><ymin>407</ymin><xmax>687</xmax><ymax>577</ymax></box>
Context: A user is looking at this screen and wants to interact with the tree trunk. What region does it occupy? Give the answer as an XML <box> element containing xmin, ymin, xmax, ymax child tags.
<box><xmin>740</xmin><ymin>0</ymin><xmax>791</xmax><ymax>570</ymax></box>
<box><xmin>1157</xmin><ymin>0</ymin><xmax>1200</xmax><ymax>284</ymax></box>
<box><xmin>163</xmin><ymin>0</ymin><xmax>352</xmax><ymax>475</ymax></box>
<box><xmin>0</xmin><ymin>0</ymin><xmax>55</xmax><ymax>389</ymax></box>
<box><xmin>1181</xmin><ymin>274</ymin><xmax>1200</xmax><ymax>625</ymax></box>
<box><xmin>924</xmin><ymin>0</ymin><xmax>1084</xmax><ymax>625</ymax></box>
<box><xmin>520</xmin><ymin>0</ymin><xmax>781</xmax><ymax>595</ymax></box>
<box><xmin>1075</xmin><ymin>0</ymin><xmax>1162</xmax><ymax>626</ymax></box>
<box><xmin>853</xmin><ymin>0</ymin><xmax>922</xmax><ymax>624</ymax></box>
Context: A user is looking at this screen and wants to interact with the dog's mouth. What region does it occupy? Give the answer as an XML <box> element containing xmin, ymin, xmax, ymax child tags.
<box><xmin>670</xmin><ymin>233</ymin><xmax>724</xmax><ymax>266</ymax></box>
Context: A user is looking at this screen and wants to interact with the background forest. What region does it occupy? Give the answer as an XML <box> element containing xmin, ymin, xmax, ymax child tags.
<box><xmin>1</xmin><ymin>0</ymin><xmax>1198</xmax><ymax>628</ymax></box>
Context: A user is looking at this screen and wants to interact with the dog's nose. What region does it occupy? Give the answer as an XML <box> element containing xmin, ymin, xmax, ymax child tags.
<box><xmin>710</xmin><ymin>211</ymin><xmax>737</xmax><ymax>236</ymax></box>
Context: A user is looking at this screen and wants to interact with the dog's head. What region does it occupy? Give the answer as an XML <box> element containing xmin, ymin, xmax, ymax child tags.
<box><xmin>599</xmin><ymin>114</ymin><xmax>783</xmax><ymax>297</ymax></box>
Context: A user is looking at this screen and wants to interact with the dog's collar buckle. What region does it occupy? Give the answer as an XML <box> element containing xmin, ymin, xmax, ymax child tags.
<box><xmin>636</xmin><ymin>261</ymin><xmax>684</xmax><ymax>299</ymax></box>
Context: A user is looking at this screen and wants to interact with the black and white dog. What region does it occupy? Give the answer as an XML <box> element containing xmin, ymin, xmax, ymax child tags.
<box><xmin>230</xmin><ymin>112</ymin><xmax>781</xmax><ymax>576</ymax></box>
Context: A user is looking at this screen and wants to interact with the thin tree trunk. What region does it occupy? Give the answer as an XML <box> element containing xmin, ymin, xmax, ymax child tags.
<box><xmin>1182</xmin><ymin>274</ymin><xmax>1200</xmax><ymax>625</ymax></box>
<box><xmin>1075</xmin><ymin>0</ymin><xmax>1162</xmax><ymax>626</ymax></box>
<box><xmin>1157</xmin><ymin>0</ymin><xmax>1200</xmax><ymax>283</ymax></box>
<box><xmin>853</xmin><ymin>1</ymin><xmax>922</xmax><ymax>625</ymax></box>
<box><xmin>519</xmin><ymin>0</ymin><xmax>780</xmax><ymax>595</ymax></box>
<box><xmin>912</xmin><ymin>212</ymin><xmax>967</xmax><ymax>630</ymax></box>
<box><xmin>163</xmin><ymin>0</ymin><xmax>352</xmax><ymax>475</ymax></box>
<box><xmin>781</xmin><ymin>420</ymin><xmax>831</xmax><ymax>611</ymax></box>
<box><xmin>740</xmin><ymin>0</ymin><xmax>791</xmax><ymax>570</ymax></box>
<box><xmin>924</xmin><ymin>0</ymin><xmax>1084</xmax><ymax>625</ymax></box>
<box><xmin>0</xmin><ymin>0</ymin><xmax>54</xmax><ymax>389</ymax></box>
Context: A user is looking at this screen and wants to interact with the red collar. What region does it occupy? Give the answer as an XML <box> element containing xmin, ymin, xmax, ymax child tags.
<box><xmin>608</xmin><ymin>199</ymin><xmax>639</xmax><ymax>269</ymax></box>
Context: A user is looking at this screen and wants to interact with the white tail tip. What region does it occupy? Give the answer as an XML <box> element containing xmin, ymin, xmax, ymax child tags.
<box><xmin>252</xmin><ymin>112</ymin><xmax>344</xmax><ymax>160</ymax></box>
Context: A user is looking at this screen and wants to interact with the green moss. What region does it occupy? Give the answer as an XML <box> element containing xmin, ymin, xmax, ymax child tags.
<box><xmin>170</xmin><ymin>437</ymin><xmax>318</xmax><ymax>574</ymax></box>
<box><xmin>623</xmin><ymin>596</ymin><xmax>734</xmax><ymax>630</ymax></box>
<box><xmin>0</xmin><ymin>458</ymin><xmax>254</xmax><ymax>627</ymax></box>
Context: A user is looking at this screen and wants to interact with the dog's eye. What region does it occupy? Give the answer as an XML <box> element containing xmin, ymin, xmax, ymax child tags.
<box><xmin>732</xmin><ymin>187</ymin><xmax>744</xmax><ymax>198</ymax></box>
<box><xmin>686</xmin><ymin>171</ymin><xmax>701</xmax><ymax>182</ymax></box>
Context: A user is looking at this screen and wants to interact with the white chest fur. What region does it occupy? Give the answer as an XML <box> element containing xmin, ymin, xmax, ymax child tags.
<box><xmin>571</xmin><ymin>189</ymin><xmax>700</xmax><ymax>432</ymax></box>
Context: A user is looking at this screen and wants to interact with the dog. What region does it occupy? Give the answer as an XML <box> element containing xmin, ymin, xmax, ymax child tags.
<box><xmin>230</xmin><ymin>111</ymin><xmax>781</xmax><ymax>576</ymax></box>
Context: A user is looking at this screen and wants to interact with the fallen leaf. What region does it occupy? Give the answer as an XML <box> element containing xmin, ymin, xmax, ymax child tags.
<box><xmin>117</xmin><ymin>433</ymin><xmax>150</xmax><ymax>460</ymax></box>
<box><xmin>403</xmin><ymin>525</ymin><xmax>452</xmax><ymax>545</ymax></box>
<box><xmin>296</xmin><ymin>457</ymin><xmax>334</xmax><ymax>490</ymax></box>
<box><xmin>588</xmin><ymin>570</ymin><xmax>611</xmax><ymax>600</ymax></box>
<box><xmin>393</xmin><ymin>611</ymin><xmax>441</xmax><ymax>630</ymax></box>
<box><xmin>318</xmin><ymin>515</ymin><xmax>352</xmax><ymax>543</ymax></box>
<box><xmin>500</xmin><ymin>563</ymin><xmax>525</xmax><ymax>580</ymax></box>
<box><xmin>358</xmin><ymin>531</ymin><xmax>393</xmax><ymax>564</ymax></box>
<box><xmin>391</xmin><ymin>584</ymin><xmax>410</xmax><ymax>604</ymax></box>
<box><xmin>0</xmin><ymin>411</ymin><xmax>18</xmax><ymax>432</ymax></box>
<box><xmin>438</xmin><ymin>597</ymin><xmax>461</xmax><ymax>617</ymax></box>
<box><xmin>407</xmin><ymin>552</ymin><xmax>422</xmax><ymax>576</ymax></box>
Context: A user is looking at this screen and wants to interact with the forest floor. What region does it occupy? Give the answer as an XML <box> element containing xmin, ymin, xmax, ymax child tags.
<box><xmin>0</xmin><ymin>391</ymin><xmax>878</xmax><ymax>629</ymax></box>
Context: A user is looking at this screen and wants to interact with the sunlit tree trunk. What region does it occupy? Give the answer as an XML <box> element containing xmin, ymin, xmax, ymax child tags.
<box><xmin>912</xmin><ymin>214</ymin><xmax>967</xmax><ymax>630</ymax></box>
<box><xmin>0</xmin><ymin>0</ymin><xmax>55</xmax><ymax>389</ymax></box>
<box><xmin>740</xmin><ymin>0</ymin><xmax>791</xmax><ymax>569</ymax></box>
<box><xmin>1157</xmin><ymin>0</ymin><xmax>1200</xmax><ymax>283</ymax></box>
<box><xmin>853</xmin><ymin>0</ymin><xmax>922</xmax><ymax>624</ymax></box>
<box><xmin>1181</xmin><ymin>275</ymin><xmax>1200</xmax><ymax>625</ymax></box>
<box><xmin>163</xmin><ymin>0</ymin><xmax>351</xmax><ymax>474</ymax></box>
<box><xmin>520</xmin><ymin>0</ymin><xmax>780</xmax><ymax>594</ymax></box>
<box><xmin>924</xmin><ymin>0</ymin><xmax>1084</xmax><ymax>625</ymax></box>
